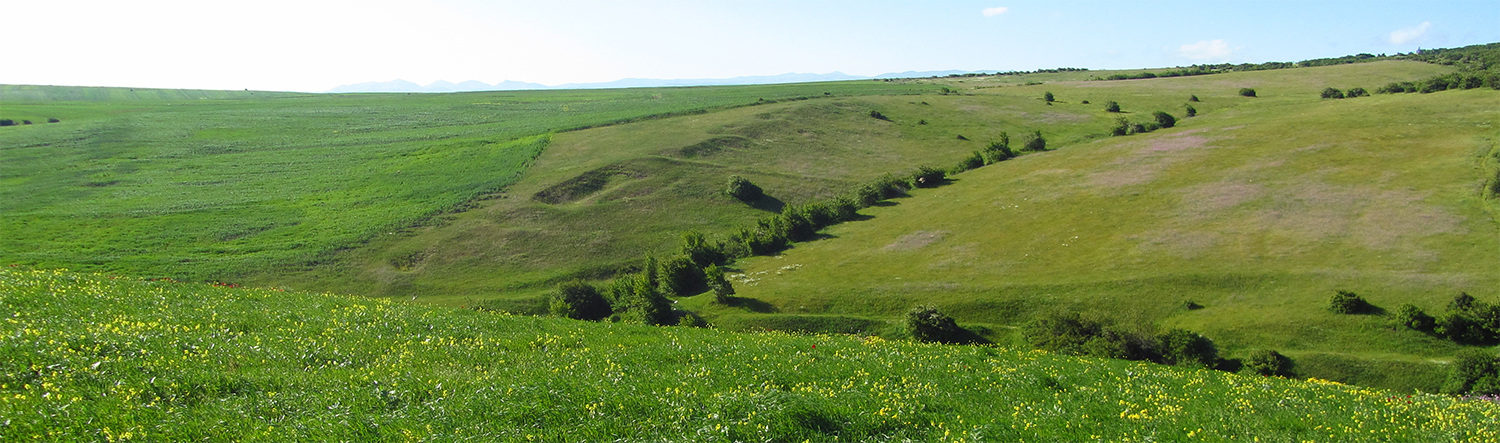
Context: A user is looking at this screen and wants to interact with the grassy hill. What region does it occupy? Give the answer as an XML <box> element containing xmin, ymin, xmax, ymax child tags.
<box><xmin>0</xmin><ymin>82</ymin><xmax>934</xmax><ymax>282</ymax></box>
<box><xmin>4</xmin><ymin>268</ymin><xmax>1499</xmax><ymax>441</ymax></box>
<box><xmin>684</xmin><ymin>61</ymin><xmax>1498</xmax><ymax>390</ymax></box>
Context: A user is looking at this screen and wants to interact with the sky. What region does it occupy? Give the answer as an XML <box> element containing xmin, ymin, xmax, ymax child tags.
<box><xmin>4</xmin><ymin>0</ymin><xmax>1498</xmax><ymax>92</ymax></box>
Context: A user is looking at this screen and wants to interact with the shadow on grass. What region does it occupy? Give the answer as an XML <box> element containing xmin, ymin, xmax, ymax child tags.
<box><xmin>947</xmin><ymin>327</ymin><xmax>993</xmax><ymax>345</ymax></box>
<box><xmin>750</xmin><ymin>194</ymin><xmax>786</xmax><ymax>213</ymax></box>
<box><xmin>720</xmin><ymin>295</ymin><xmax>778</xmax><ymax>313</ymax></box>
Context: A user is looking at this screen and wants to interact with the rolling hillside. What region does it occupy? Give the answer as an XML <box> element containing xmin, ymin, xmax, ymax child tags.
<box><xmin>4</xmin><ymin>268</ymin><xmax>1498</xmax><ymax>441</ymax></box>
<box><xmin>686</xmin><ymin>61</ymin><xmax>1499</xmax><ymax>390</ymax></box>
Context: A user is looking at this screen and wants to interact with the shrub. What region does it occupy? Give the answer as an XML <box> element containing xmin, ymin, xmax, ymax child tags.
<box><xmin>1376</xmin><ymin>82</ymin><xmax>1407</xmax><ymax>94</ymax></box>
<box><xmin>1443</xmin><ymin>348</ymin><xmax>1500</xmax><ymax>395</ymax></box>
<box><xmin>1188</xmin><ymin>94</ymin><xmax>1200</xmax><ymax>102</ymax></box>
<box><xmin>1103</xmin><ymin>101</ymin><xmax>1121</xmax><ymax>112</ymax></box>
<box><xmin>679</xmin><ymin>231</ymin><xmax>724</xmax><ymax>268</ymax></box>
<box><xmin>704</xmin><ymin>264</ymin><xmax>734</xmax><ymax>304</ymax></box>
<box><xmin>1394</xmin><ymin>303</ymin><xmax>1436</xmax><ymax>332</ymax></box>
<box><xmin>909</xmin><ymin>166</ymin><xmax>946</xmax><ymax>188</ymax></box>
<box><xmin>724</xmin><ymin>175</ymin><xmax>763</xmax><ymax>202</ymax></box>
<box><xmin>1129</xmin><ymin>122</ymin><xmax>1147</xmax><ymax>135</ymax></box>
<box><xmin>616</xmin><ymin>272</ymin><xmax>674</xmax><ymax>325</ymax></box>
<box><xmin>918</xmin><ymin>119</ymin><xmax>928</xmax><ymax>125</ymax></box>
<box><xmin>0</xmin><ymin>119</ymin><xmax>14</xmax><ymax>126</ymax></box>
<box><xmin>1080</xmin><ymin>100</ymin><xmax>1090</xmax><ymax>104</ymax></box>
<box><xmin>1238</xmin><ymin>88</ymin><xmax>1257</xmax><ymax>97</ymax></box>
<box><xmin>1450</xmin><ymin>292</ymin><xmax>1478</xmax><ymax>312</ymax></box>
<box><xmin>1022</xmin><ymin>312</ymin><xmax>1099</xmax><ymax>356</ymax></box>
<box><xmin>1043</xmin><ymin>91</ymin><xmax>1055</xmax><ymax>103</ymax></box>
<box><xmin>1345</xmin><ymin>87</ymin><xmax>1368</xmax><ymax>98</ymax></box>
<box><xmin>658</xmin><ymin>255</ymin><xmax>706</xmax><ymax>297</ymax></box>
<box><xmin>955</xmin><ymin>134</ymin><xmax>969</xmax><ymax>141</ymax></box>
<box><xmin>1157</xmin><ymin>329</ymin><xmax>1219</xmax><ymax>369</ymax></box>
<box><xmin>1152</xmin><ymin>111</ymin><xmax>1176</xmax><ymax>128</ymax></box>
<box><xmin>47</xmin><ymin>117</ymin><xmax>60</xmax><ymax>123</ymax></box>
<box><xmin>1110</xmin><ymin>117</ymin><xmax>1129</xmax><ymax>136</ymax></box>
<box><xmin>984</xmin><ymin>132</ymin><xmax>1014</xmax><ymax>161</ymax></box>
<box><xmin>549</xmin><ymin>280</ymin><xmax>612</xmax><ymax>321</ymax></box>
<box><xmin>676</xmin><ymin>314</ymin><xmax>706</xmax><ymax>327</ymax></box>
<box><xmin>1021</xmin><ymin>130</ymin><xmax>1046</xmax><ymax>152</ymax></box>
<box><xmin>1183</xmin><ymin>104</ymin><xmax>1196</xmax><ymax>117</ymax></box>
<box><xmin>21</xmin><ymin>120</ymin><xmax>31</xmax><ymax>125</ymax></box>
<box><xmin>1240</xmin><ymin>350</ymin><xmax>1295</xmax><ymax>377</ymax></box>
<box><xmin>907</xmin><ymin>305</ymin><xmax>961</xmax><ymax>343</ymax></box>
<box><xmin>869</xmin><ymin>110</ymin><xmax>889</xmax><ymax>120</ymax></box>
<box><xmin>954</xmin><ymin>151</ymin><xmax>985</xmax><ymax>173</ymax></box>
<box><xmin>1328</xmin><ymin>290</ymin><xmax>1372</xmax><ymax>314</ymax></box>
<box><xmin>1320</xmin><ymin>87</ymin><xmax>1345</xmax><ymax>99</ymax></box>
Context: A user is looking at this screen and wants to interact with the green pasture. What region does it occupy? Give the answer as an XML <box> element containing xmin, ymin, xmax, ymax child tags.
<box><xmin>701</xmin><ymin>62</ymin><xmax>1497</xmax><ymax>390</ymax></box>
<box><xmin>0</xmin><ymin>82</ymin><xmax>935</xmax><ymax>282</ymax></box>
<box><xmin>5</xmin><ymin>268</ymin><xmax>1499</xmax><ymax>441</ymax></box>
<box><xmin>288</xmin><ymin>89</ymin><xmax>1120</xmax><ymax>304</ymax></box>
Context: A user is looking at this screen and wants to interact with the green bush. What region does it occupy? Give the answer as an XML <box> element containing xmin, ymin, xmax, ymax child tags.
<box><xmin>1188</xmin><ymin>94</ymin><xmax>1199</xmax><ymax>102</ymax></box>
<box><xmin>549</xmin><ymin>280</ymin><xmax>612</xmax><ymax>321</ymax></box>
<box><xmin>1450</xmin><ymin>292</ymin><xmax>1478</xmax><ymax>311</ymax></box>
<box><xmin>1345</xmin><ymin>87</ymin><xmax>1369</xmax><ymax>98</ymax></box>
<box><xmin>1320</xmin><ymin>87</ymin><xmax>1345</xmax><ymax>99</ymax></box>
<box><xmin>1152</xmin><ymin>111</ymin><xmax>1176</xmax><ymax>128</ymax></box>
<box><xmin>704</xmin><ymin>264</ymin><xmax>734</xmax><ymax>304</ymax></box>
<box><xmin>1022</xmin><ymin>312</ymin><xmax>1099</xmax><ymax>356</ymax></box>
<box><xmin>614</xmin><ymin>272</ymin><xmax>674</xmax><ymax>326</ymax></box>
<box><xmin>658</xmin><ymin>255</ymin><xmax>706</xmax><ymax>297</ymax></box>
<box><xmin>1240</xmin><ymin>350</ymin><xmax>1295</xmax><ymax>377</ymax></box>
<box><xmin>909</xmin><ymin>166</ymin><xmax>946</xmax><ymax>188</ymax></box>
<box><xmin>1110</xmin><ymin>117</ymin><xmax>1129</xmax><ymax>136</ymax></box>
<box><xmin>1394</xmin><ymin>303</ymin><xmax>1436</xmax><ymax>332</ymax></box>
<box><xmin>954</xmin><ymin>151</ymin><xmax>985</xmax><ymax>173</ymax></box>
<box><xmin>1183</xmin><ymin>104</ymin><xmax>1196</xmax><ymax>117</ymax></box>
<box><xmin>679</xmin><ymin>231</ymin><xmax>725</xmax><ymax>268</ymax></box>
<box><xmin>47</xmin><ymin>117</ymin><xmax>60</xmax><ymax>123</ymax></box>
<box><xmin>0</xmin><ymin>119</ymin><xmax>14</xmax><ymax>127</ymax></box>
<box><xmin>1238</xmin><ymin>88</ymin><xmax>1257</xmax><ymax>97</ymax></box>
<box><xmin>1328</xmin><ymin>290</ymin><xmax>1373</xmax><ymax>314</ymax></box>
<box><xmin>1043</xmin><ymin>91</ymin><xmax>1054</xmax><ymax>103</ymax></box>
<box><xmin>868</xmin><ymin>110</ymin><xmax>889</xmax><ymax>120</ymax></box>
<box><xmin>725</xmin><ymin>175</ymin><xmax>763</xmax><ymax>202</ymax></box>
<box><xmin>1021</xmin><ymin>130</ymin><xmax>1046</xmax><ymax>152</ymax></box>
<box><xmin>906</xmin><ymin>305</ymin><xmax>961</xmax><ymax>343</ymax></box>
<box><xmin>1128</xmin><ymin>122</ymin><xmax>1147</xmax><ymax>135</ymax></box>
<box><xmin>1156</xmin><ymin>329</ymin><xmax>1219</xmax><ymax>369</ymax></box>
<box><xmin>1443</xmin><ymin>348</ymin><xmax>1500</xmax><ymax>395</ymax></box>
<box><xmin>984</xmin><ymin>132</ymin><xmax>1014</xmax><ymax>162</ymax></box>
<box><xmin>1103</xmin><ymin>101</ymin><xmax>1121</xmax><ymax>112</ymax></box>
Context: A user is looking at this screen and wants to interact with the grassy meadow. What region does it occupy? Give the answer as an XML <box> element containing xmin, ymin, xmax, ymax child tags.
<box><xmin>0</xmin><ymin>82</ymin><xmax>934</xmax><ymax>282</ymax></box>
<box><xmin>5</xmin><ymin>268</ymin><xmax>1500</xmax><ymax>441</ymax></box>
<box><xmin>4</xmin><ymin>47</ymin><xmax>1500</xmax><ymax>433</ymax></box>
<box><xmin>690</xmin><ymin>61</ymin><xmax>1499</xmax><ymax>390</ymax></box>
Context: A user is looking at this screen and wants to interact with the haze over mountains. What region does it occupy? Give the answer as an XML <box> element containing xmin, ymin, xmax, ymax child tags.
<box><xmin>325</xmin><ymin>70</ymin><xmax>980</xmax><ymax>93</ymax></box>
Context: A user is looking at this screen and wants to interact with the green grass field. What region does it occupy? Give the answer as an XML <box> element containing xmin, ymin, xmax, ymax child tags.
<box><xmin>0</xmin><ymin>82</ymin><xmax>935</xmax><ymax>283</ymax></box>
<box><xmin>4</xmin><ymin>54</ymin><xmax>1498</xmax><ymax>397</ymax></box>
<box><xmin>685</xmin><ymin>61</ymin><xmax>1498</xmax><ymax>390</ymax></box>
<box><xmin>5</xmin><ymin>268</ymin><xmax>1499</xmax><ymax>441</ymax></box>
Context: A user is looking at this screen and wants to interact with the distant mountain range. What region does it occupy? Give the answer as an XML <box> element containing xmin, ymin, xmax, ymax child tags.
<box><xmin>325</xmin><ymin>70</ymin><xmax>983</xmax><ymax>93</ymax></box>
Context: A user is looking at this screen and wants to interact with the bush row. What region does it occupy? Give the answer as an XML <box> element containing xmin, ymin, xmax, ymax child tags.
<box><xmin>550</xmin><ymin>231</ymin><xmax>738</xmax><ymax>326</ymax></box>
<box><xmin>1020</xmin><ymin>311</ymin><xmax>1294</xmax><ymax>377</ymax></box>
<box><xmin>1319</xmin><ymin>87</ymin><xmax>1369</xmax><ymax>99</ymax></box>
<box><xmin>1393</xmin><ymin>293</ymin><xmax>1500</xmax><ymax>346</ymax></box>
<box><xmin>1376</xmin><ymin>72</ymin><xmax>1500</xmax><ymax>94</ymax></box>
<box><xmin>1109</xmin><ymin>111</ymin><xmax>1177</xmax><ymax>136</ymax></box>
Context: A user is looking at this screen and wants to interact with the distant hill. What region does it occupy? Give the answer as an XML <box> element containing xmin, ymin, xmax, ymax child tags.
<box><xmin>324</xmin><ymin>70</ymin><xmax>984</xmax><ymax>93</ymax></box>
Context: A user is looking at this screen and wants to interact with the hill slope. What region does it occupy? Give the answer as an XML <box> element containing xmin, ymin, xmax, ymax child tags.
<box><xmin>3</xmin><ymin>268</ymin><xmax>1498</xmax><ymax>441</ymax></box>
<box><xmin>691</xmin><ymin>61</ymin><xmax>1498</xmax><ymax>390</ymax></box>
<box><xmin>0</xmin><ymin>82</ymin><xmax>934</xmax><ymax>282</ymax></box>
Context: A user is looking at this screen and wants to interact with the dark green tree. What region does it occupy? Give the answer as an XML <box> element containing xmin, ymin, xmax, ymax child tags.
<box><xmin>1022</xmin><ymin>130</ymin><xmax>1047</xmax><ymax>152</ymax></box>
<box><xmin>1043</xmin><ymin>91</ymin><xmax>1055</xmax><ymax>103</ymax></box>
<box><xmin>549</xmin><ymin>280</ymin><xmax>612</xmax><ymax>321</ymax></box>
<box><xmin>907</xmin><ymin>305</ymin><xmax>961</xmax><ymax>343</ymax></box>
<box><xmin>1152</xmin><ymin>111</ymin><xmax>1176</xmax><ymax>128</ymax></box>
<box><xmin>1104</xmin><ymin>101</ymin><xmax>1121</xmax><ymax>112</ymax></box>
<box><xmin>725</xmin><ymin>175</ymin><xmax>763</xmax><ymax>202</ymax></box>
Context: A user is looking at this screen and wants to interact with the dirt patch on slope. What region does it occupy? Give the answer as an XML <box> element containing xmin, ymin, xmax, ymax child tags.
<box><xmin>884</xmin><ymin>230</ymin><xmax>949</xmax><ymax>251</ymax></box>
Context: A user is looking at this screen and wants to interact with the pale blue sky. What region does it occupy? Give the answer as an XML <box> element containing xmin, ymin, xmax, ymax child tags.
<box><xmin>6</xmin><ymin>0</ymin><xmax>1497</xmax><ymax>92</ymax></box>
